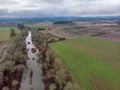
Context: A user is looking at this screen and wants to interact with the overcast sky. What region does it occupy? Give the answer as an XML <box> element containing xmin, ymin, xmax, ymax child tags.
<box><xmin>0</xmin><ymin>0</ymin><xmax>120</xmax><ymax>18</ymax></box>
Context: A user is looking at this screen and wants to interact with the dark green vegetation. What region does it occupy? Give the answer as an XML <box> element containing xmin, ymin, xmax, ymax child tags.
<box><xmin>17</xmin><ymin>23</ymin><xmax>25</xmax><ymax>30</ymax></box>
<box><xmin>0</xmin><ymin>27</ymin><xmax>20</xmax><ymax>41</ymax></box>
<box><xmin>53</xmin><ymin>21</ymin><xmax>73</xmax><ymax>25</ymax></box>
<box><xmin>1</xmin><ymin>16</ymin><xmax>120</xmax><ymax>23</ymax></box>
<box><xmin>0</xmin><ymin>31</ymin><xmax>27</xmax><ymax>90</ymax></box>
<box><xmin>50</xmin><ymin>37</ymin><xmax>120</xmax><ymax>90</ymax></box>
<box><xmin>10</xmin><ymin>28</ymin><xmax>16</xmax><ymax>37</ymax></box>
<box><xmin>30</xmin><ymin>25</ymin><xmax>47</xmax><ymax>30</ymax></box>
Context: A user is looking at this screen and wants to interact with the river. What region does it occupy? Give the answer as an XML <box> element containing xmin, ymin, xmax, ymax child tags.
<box><xmin>19</xmin><ymin>31</ymin><xmax>44</xmax><ymax>90</ymax></box>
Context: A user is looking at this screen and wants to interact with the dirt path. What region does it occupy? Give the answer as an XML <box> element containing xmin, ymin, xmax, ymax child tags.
<box><xmin>0</xmin><ymin>41</ymin><xmax>9</xmax><ymax>63</ymax></box>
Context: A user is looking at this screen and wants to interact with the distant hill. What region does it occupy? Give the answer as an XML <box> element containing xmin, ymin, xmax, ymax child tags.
<box><xmin>0</xmin><ymin>16</ymin><xmax>120</xmax><ymax>22</ymax></box>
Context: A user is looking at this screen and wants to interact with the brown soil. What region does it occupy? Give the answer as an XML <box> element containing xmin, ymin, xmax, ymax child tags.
<box><xmin>91</xmin><ymin>76</ymin><xmax>114</xmax><ymax>90</ymax></box>
<box><xmin>51</xmin><ymin>29</ymin><xmax>81</xmax><ymax>39</ymax></box>
<box><xmin>96</xmin><ymin>32</ymin><xmax>120</xmax><ymax>42</ymax></box>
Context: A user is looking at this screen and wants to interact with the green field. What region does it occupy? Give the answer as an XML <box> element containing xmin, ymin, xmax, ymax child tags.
<box><xmin>50</xmin><ymin>37</ymin><xmax>120</xmax><ymax>90</ymax></box>
<box><xmin>0</xmin><ymin>27</ymin><xmax>20</xmax><ymax>41</ymax></box>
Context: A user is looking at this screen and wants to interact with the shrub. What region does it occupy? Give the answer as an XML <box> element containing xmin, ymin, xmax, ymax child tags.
<box><xmin>10</xmin><ymin>28</ymin><xmax>16</xmax><ymax>38</ymax></box>
<box><xmin>49</xmin><ymin>83</ymin><xmax>56</xmax><ymax>90</ymax></box>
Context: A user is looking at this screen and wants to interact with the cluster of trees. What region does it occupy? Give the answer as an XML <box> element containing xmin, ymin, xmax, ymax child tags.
<box><xmin>17</xmin><ymin>23</ymin><xmax>25</xmax><ymax>31</ymax></box>
<box><xmin>0</xmin><ymin>32</ymin><xmax>27</xmax><ymax>90</ymax></box>
<box><xmin>10</xmin><ymin>28</ymin><xmax>16</xmax><ymax>38</ymax></box>
<box><xmin>53</xmin><ymin>21</ymin><xmax>73</xmax><ymax>25</ymax></box>
<box><xmin>32</xmin><ymin>31</ymin><xmax>80</xmax><ymax>90</ymax></box>
<box><xmin>116</xmin><ymin>21</ymin><xmax>120</xmax><ymax>25</ymax></box>
<box><xmin>37</xmin><ymin>27</ymin><xmax>46</xmax><ymax>31</ymax></box>
<box><xmin>118</xmin><ymin>22</ymin><xmax>120</xmax><ymax>25</ymax></box>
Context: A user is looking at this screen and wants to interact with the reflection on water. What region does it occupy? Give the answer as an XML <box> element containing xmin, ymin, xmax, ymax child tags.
<box><xmin>20</xmin><ymin>31</ymin><xmax>44</xmax><ymax>90</ymax></box>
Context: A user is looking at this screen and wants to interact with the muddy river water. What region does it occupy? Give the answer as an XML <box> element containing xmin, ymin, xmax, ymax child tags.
<box><xmin>19</xmin><ymin>31</ymin><xmax>44</xmax><ymax>90</ymax></box>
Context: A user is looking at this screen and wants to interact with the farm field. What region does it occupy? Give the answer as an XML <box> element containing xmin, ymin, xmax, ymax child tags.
<box><xmin>50</xmin><ymin>37</ymin><xmax>120</xmax><ymax>90</ymax></box>
<box><xmin>29</xmin><ymin>25</ymin><xmax>48</xmax><ymax>30</ymax></box>
<box><xmin>0</xmin><ymin>27</ymin><xmax>20</xmax><ymax>41</ymax></box>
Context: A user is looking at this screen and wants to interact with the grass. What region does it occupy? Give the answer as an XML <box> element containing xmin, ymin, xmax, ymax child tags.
<box><xmin>50</xmin><ymin>37</ymin><xmax>120</xmax><ymax>90</ymax></box>
<box><xmin>0</xmin><ymin>27</ymin><xmax>20</xmax><ymax>41</ymax></box>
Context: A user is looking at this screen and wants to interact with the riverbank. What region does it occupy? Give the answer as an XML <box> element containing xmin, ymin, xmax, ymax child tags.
<box><xmin>0</xmin><ymin>32</ymin><xmax>27</xmax><ymax>90</ymax></box>
<box><xmin>32</xmin><ymin>30</ymin><xmax>80</xmax><ymax>90</ymax></box>
<box><xmin>0</xmin><ymin>41</ymin><xmax>9</xmax><ymax>63</ymax></box>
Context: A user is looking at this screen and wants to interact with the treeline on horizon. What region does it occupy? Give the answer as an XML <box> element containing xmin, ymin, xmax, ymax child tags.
<box><xmin>0</xmin><ymin>16</ymin><xmax>120</xmax><ymax>22</ymax></box>
<box><xmin>53</xmin><ymin>21</ymin><xmax>73</xmax><ymax>25</ymax></box>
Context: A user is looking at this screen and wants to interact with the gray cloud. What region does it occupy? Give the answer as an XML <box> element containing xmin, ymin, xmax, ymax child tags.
<box><xmin>0</xmin><ymin>9</ymin><xmax>9</xmax><ymax>16</ymax></box>
<box><xmin>41</xmin><ymin>0</ymin><xmax>63</xmax><ymax>4</ymax></box>
<box><xmin>0</xmin><ymin>0</ymin><xmax>120</xmax><ymax>17</ymax></box>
